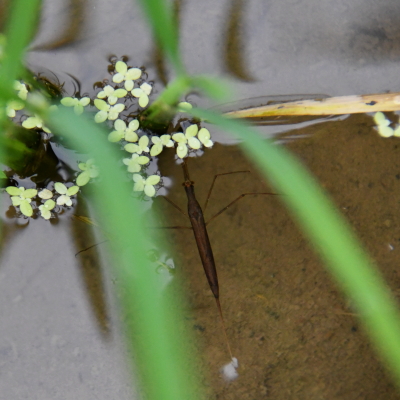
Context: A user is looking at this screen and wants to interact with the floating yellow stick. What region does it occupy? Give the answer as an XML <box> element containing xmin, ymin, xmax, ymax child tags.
<box><xmin>224</xmin><ymin>92</ymin><xmax>400</xmax><ymax>118</ymax></box>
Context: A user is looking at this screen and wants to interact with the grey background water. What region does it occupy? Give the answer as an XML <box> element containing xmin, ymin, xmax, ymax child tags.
<box><xmin>1</xmin><ymin>0</ymin><xmax>400</xmax><ymax>399</ymax></box>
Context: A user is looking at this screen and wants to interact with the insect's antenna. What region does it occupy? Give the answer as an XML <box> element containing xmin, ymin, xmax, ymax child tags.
<box><xmin>215</xmin><ymin>298</ymin><xmax>233</xmax><ymax>359</ymax></box>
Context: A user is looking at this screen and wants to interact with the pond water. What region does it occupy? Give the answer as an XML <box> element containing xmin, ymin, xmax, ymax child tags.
<box><xmin>1</xmin><ymin>0</ymin><xmax>400</xmax><ymax>399</ymax></box>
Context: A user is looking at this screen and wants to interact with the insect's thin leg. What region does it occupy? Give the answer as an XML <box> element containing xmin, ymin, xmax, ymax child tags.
<box><xmin>206</xmin><ymin>192</ymin><xmax>278</xmax><ymax>226</ymax></box>
<box><xmin>216</xmin><ymin>297</ymin><xmax>233</xmax><ymax>359</ymax></box>
<box><xmin>75</xmin><ymin>239</ymin><xmax>109</xmax><ymax>257</ymax></box>
<box><xmin>204</xmin><ymin>171</ymin><xmax>251</xmax><ymax>212</ymax></box>
<box><xmin>156</xmin><ymin>197</ymin><xmax>192</xmax><ymax>229</ymax></box>
<box><xmin>161</xmin><ymin>195</ymin><xmax>187</xmax><ymax>217</ymax></box>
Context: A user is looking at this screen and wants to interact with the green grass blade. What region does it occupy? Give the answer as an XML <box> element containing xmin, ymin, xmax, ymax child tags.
<box><xmin>0</xmin><ymin>0</ymin><xmax>41</xmax><ymax>94</ymax></box>
<box><xmin>48</xmin><ymin>108</ymin><xmax>202</xmax><ymax>400</ymax></box>
<box><xmin>189</xmin><ymin>107</ymin><xmax>400</xmax><ymax>386</ymax></box>
<box><xmin>135</xmin><ymin>0</ymin><xmax>184</xmax><ymax>75</ymax></box>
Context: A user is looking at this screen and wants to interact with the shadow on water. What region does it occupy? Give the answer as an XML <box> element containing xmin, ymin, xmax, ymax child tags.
<box><xmin>70</xmin><ymin>196</ymin><xmax>111</xmax><ymax>338</ymax></box>
<box><xmin>222</xmin><ymin>0</ymin><xmax>256</xmax><ymax>82</ymax></box>
<box><xmin>30</xmin><ymin>0</ymin><xmax>88</xmax><ymax>51</ymax></box>
<box><xmin>150</xmin><ymin>0</ymin><xmax>183</xmax><ymax>86</ymax></box>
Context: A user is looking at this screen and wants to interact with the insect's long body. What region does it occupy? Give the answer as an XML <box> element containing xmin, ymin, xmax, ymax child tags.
<box><xmin>181</xmin><ymin>159</ymin><xmax>232</xmax><ymax>359</ymax></box>
<box><xmin>183</xmin><ymin>182</ymin><xmax>219</xmax><ymax>299</ymax></box>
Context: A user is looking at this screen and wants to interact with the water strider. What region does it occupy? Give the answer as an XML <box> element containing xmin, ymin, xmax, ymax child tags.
<box><xmin>164</xmin><ymin>158</ymin><xmax>277</xmax><ymax>361</ymax></box>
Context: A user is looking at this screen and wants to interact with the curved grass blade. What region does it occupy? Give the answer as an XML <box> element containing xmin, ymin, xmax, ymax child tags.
<box><xmin>48</xmin><ymin>108</ymin><xmax>203</xmax><ymax>400</ymax></box>
<box><xmin>135</xmin><ymin>0</ymin><xmax>185</xmax><ymax>75</ymax></box>
<box><xmin>0</xmin><ymin>0</ymin><xmax>41</xmax><ymax>95</ymax></box>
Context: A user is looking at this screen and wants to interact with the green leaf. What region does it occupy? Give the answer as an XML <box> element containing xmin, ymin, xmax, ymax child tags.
<box><xmin>76</xmin><ymin>171</ymin><xmax>90</xmax><ymax>186</ymax></box>
<box><xmin>137</xmin><ymin>156</ymin><xmax>150</xmax><ymax>165</ymax></box>
<box><xmin>78</xmin><ymin>162</ymin><xmax>87</xmax><ymax>171</ymax></box>
<box><xmin>108</xmin><ymin>130</ymin><xmax>124</xmax><ymax>142</ymax></box>
<box><xmin>94</xmin><ymin>99</ymin><xmax>108</xmax><ymax>111</ymax></box>
<box><xmin>24</xmin><ymin>188</ymin><xmax>37</xmax><ymax>198</ymax></box>
<box><xmin>94</xmin><ymin>111</ymin><xmax>108</xmax><ymax>123</ymax></box>
<box><xmin>44</xmin><ymin>199</ymin><xmax>56</xmax><ymax>210</ymax></box>
<box><xmin>0</xmin><ymin>0</ymin><xmax>41</xmax><ymax>97</ymax></box>
<box><xmin>124</xmin><ymin>143</ymin><xmax>138</xmax><ymax>153</ymax></box>
<box><xmin>67</xmin><ymin>185</ymin><xmax>79</xmax><ymax>196</ymax></box>
<box><xmin>80</xmin><ymin>97</ymin><xmax>90</xmax><ymax>107</ymax></box>
<box><xmin>146</xmin><ymin>175</ymin><xmax>160</xmax><ymax>185</ymax></box>
<box><xmin>61</xmin><ymin>97</ymin><xmax>77</xmax><ymax>107</ymax></box>
<box><xmin>54</xmin><ymin>182</ymin><xmax>67</xmax><ymax>195</ymax></box>
<box><xmin>177</xmin><ymin>102</ymin><xmax>192</xmax><ymax>111</ymax></box>
<box><xmin>20</xmin><ymin>200</ymin><xmax>33</xmax><ymax>217</ymax></box>
<box><xmin>144</xmin><ymin>184</ymin><xmax>156</xmax><ymax>197</ymax></box>
<box><xmin>373</xmin><ymin>112</ymin><xmax>388</xmax><ymax>126</ymax></box>
<box><xmin>114</xmin><ymin>88</ymin><xmax>128</xmax><ymax>98</ymax></box>
<box><xmin>6</xmin><ymin>186</ymin><xmax>21</xmax><ymax>196</ymax></box>
<box><xmin>185</xmin><ymin>124</ymin><xmax>198</xmax><ymax>137</ymax></box>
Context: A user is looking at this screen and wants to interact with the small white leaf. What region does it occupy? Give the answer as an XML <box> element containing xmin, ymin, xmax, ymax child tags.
<box><xmin>140</xmin><ymin>82</ymin><xmax>152</xmax><ymax>96</ymax></box>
